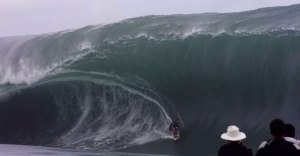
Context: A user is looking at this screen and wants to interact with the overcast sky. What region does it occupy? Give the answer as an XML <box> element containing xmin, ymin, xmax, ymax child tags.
<box><xmin>0</xmin><ymin>0</ymin><xmax>299</xmax><ymax>37</ymax></box>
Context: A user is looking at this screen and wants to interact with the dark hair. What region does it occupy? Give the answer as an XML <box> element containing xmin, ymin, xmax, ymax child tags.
<box><xmin>270</xmin><ymin>119</ymin><xmax>284</xmax><ymax>137</ymax></box>
<box><xmin>284</xmin><ymin>123</ymin><xmax>295</xmax><ymax>138</ymax></box>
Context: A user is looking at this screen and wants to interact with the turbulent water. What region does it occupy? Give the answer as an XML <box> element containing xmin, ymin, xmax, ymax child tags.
<box><xmin>1</xmin><ymin>4</ymin><xmax>300</xmax><ymax>156</ymax></box>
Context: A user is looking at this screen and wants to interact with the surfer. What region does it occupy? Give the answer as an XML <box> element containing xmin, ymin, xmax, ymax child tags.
<box><xmin>169</xmin><ymin>118</ymin><xmax>181</xmax><ymax>141</ymax></box>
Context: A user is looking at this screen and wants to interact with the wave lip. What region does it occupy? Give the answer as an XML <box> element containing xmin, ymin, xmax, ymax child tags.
<box><xmin>1</xmin><ymin>4</ymin><xmax>300</xmax><ymax>85</ymax></box>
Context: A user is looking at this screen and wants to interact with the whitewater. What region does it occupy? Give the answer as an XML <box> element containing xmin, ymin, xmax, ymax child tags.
<box><xmin>1</xmin><ymin>4</ymin><xmax>300</xmax><ymax>156</ymax></box>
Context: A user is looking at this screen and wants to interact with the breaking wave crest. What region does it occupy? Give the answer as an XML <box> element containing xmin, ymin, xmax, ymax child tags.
<box><xmin>1</xmin><ymin>4</ymin><xmax>300</xmax><ymax>155</ymax></box>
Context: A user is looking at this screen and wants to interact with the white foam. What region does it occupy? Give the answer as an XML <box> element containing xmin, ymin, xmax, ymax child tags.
<box><xmin>77</xmin><ymin>40</ymin><xmax>92</xmax><ymax>51</ymax></box>
<box><xmin>0</xmin><ymin>41</ymin><xmax>92</xmax><ymax>85</ymax></box>
<box><xmin>56</xmin><ymin>29</ymin><xmax>76</xmax><ymax>36</ymax></box>
<box><xmin>39</xmin><ymin>74</ymin><xmax>172</xmax><ymax>150</ymax></box>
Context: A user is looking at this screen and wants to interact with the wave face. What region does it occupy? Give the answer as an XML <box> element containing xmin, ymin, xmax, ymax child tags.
<box><xmin>1</xmin><ymin>4</ymin><xmax>300</xmax><ymax>156</ymax></box>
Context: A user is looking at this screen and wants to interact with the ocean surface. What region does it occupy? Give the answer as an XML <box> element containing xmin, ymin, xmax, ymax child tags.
<box><xmin>1</xmin><ymin>4</ymin><xmax>300</xmax><ymax>156</ymax></box>
<box><xmin>0</xmin><ymin>144</ymin><xmax>174</xmax><ymax>156</ymax></box>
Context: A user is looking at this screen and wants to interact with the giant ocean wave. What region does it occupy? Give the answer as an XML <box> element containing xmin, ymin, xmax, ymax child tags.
<box><xmin>1</xmin><ymin>4</ymin><xmax>300</xmax><ymax>156</ymax></box>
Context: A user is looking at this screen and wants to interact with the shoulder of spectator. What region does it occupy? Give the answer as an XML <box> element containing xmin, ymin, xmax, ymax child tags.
<box><xmin>258</xmin><ymin>141</ymin><xmax>268</xmax><ymax>149</ymax></box>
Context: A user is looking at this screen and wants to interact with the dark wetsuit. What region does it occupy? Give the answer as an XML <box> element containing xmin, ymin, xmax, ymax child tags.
<box><xmin>218</xmin><ymin>142</ymin><xmax>253</xmax><ymax>156</ymax></box>
<box><xmin>256</xmin><ymin>138</ymin><xmax>298</xmax><ymax>156</ymax></box>
<box><xmin>169</xmin><ymin>121</ymin><xmax>180</xmax><ymax>131</ymax></box>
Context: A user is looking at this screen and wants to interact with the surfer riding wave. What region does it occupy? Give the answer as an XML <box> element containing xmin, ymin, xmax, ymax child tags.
<box><xmin>169</xmin><ymin>118</ymin><xmax>182</xmax><ymax>141</ymax></box>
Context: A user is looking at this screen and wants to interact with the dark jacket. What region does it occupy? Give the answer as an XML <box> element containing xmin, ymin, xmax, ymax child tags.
<box><xmin>256</xmin><ymin>138</ymin><xmax>299</xmax><ymax>156</ymax></box>
<box><xmin>218</xmin><ymin>142</ymin><xmax>253</xmax><ymax>156</ymax></box>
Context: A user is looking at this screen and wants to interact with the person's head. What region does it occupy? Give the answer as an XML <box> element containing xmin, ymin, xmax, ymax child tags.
<box><xmin>284</xmin><ymin>123</ymin><xmax>295</xmax><ymax>138</ymax></box>
<box><xmin>269</xmin><ymin>118</ymin><xmax>285</xmax><ymax>137</ymax></box>
<box><xmin>221</xmin><ymin>125</ymin><xmax>246</xmax><ymax>142</ymax></box>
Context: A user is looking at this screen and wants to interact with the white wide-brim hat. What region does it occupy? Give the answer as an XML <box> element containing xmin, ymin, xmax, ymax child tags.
<box><xmin>221</xmin><ymin>125</ymin><xmax>246</xmax><ymax>141</ymax></box>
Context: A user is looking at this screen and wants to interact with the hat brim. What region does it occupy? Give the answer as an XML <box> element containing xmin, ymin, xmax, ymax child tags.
<box><xmin>221</xmin><ymin>132</ymin><xmax>246</xmax><ymax>141</ymax></box>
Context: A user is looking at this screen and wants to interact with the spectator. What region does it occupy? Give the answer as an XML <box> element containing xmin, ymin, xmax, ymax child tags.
<box><xmin>256</xmin><ymin>119</ymin><xmax>298</xmax><ymax>156</ymax></box>
<box><xmin>284</xmin><ymin>123</ymin><xmax>300</xmax><ymax>149</ymax></box>
<box><xmin>218</xmin><ymin>125</ymin><xmax>253</xmax><ymax>156</ymax></box>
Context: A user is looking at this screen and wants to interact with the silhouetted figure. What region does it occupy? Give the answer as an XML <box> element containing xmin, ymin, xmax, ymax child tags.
<box><xmin>169</xmin><ymin>118</ymin><xmax>180</xmax><ymax>131</ymax></box>
<box><xmin>284</xmin><ymin>123</ymin><xmax>300</xmax><ymax>149</ymax></box>
<box><xmin>169</xmin><ymin>118</ymin><xmax>181</xmax><ymax>141</ymax></box>
<box><xmin>218</xmin><ymin>125</ymin><xmax>253</xmax><ymax>156</ymax></box>
<box><xmin>256</xmin><ymin>119</ymin><xmax>298</xmax><ymax>156</ymax></box>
